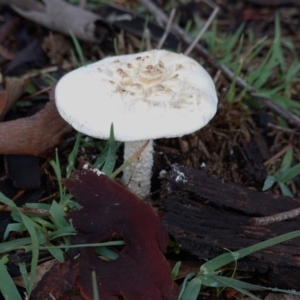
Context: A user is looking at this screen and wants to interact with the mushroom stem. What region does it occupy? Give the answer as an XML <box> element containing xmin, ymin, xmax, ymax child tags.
<box><xmin>122</xmin><ymin>139</ymin><xmax>154</xmax><ymax>199</ymax></box>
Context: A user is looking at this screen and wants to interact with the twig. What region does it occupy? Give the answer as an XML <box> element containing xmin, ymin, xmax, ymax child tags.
<box><xmin>138</xmin><ymin>0</ymin><xmax>300</xmax><ymax>130</ymax></box>
<box><xmin>145</xmin><ymin>28</ymin><xmax>152</xmax><ymax>51</ymax></box>
<box><xmin>267</xmin><ymin>123</ymin><xmax>300</xmax><ymax>136</ymax></box>
<box><xmin>184</xmin><ymin>6</ymin><xmax>219</xmax><ymax>56</ymax></box>
<box><xmin>157</xmin><ymin>8</ymin><xmax>176</xmax><ymax>49</ymax></box>
<box><xmin>21</xmin><ymin>66</ymin><xmax>58</xmax><ymax>80</ymax></box>
<box><xmin>255</xmin><ymin>97</ymin><xmax>300</xmax><ymax>128</ymax></box>
<box><xmin>250</xmin><ymin>207</ymin><xmax>300</xmax><ymax>226</ymax></box>
<box><xmin>263</xmin><ymin>144</ymin><xmax>291</xmax><ymax>166</ymax></box>
<box><xmin>0</xmin><ymin>205</ymin><xmax>51</xmax><ymax>216</ymax></box>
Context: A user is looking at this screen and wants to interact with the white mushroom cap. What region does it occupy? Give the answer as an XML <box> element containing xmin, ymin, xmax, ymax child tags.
<box><xmin>55</xmin><ymin>50</ymin><xmax>218</xmax><ymax>141</ymax></box>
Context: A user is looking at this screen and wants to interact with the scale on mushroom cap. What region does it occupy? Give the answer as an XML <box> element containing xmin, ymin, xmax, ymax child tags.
<box><xmin>55</xmin><ymin>49</ymin><xmax>218</xmax><ymax>199</ymax></box>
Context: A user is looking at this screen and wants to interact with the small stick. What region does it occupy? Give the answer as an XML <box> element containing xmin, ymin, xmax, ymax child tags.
<box><xmin>267</xmin><ymin>123</ymin><xmax>300</xmax><ymax>136</ymax></box>
<box><xmin>263</xmin><ymin>144</ymin><xmax>292</xmax><ymax>166</ymax></box>
<box><xmin>21</xmin><ymin>66</ymin><xmax>58</xmax><ymax>80</ymax></box>
<box><xmin>157</xmin><ymin>8</ymin><xmax>176</xmax><ymax>49</ymax></box>
<box><xmin>250</xmin><ymin>207</ymin><xmax>300</xmax><ymax>226</ymax></box>
<box><xmin>184</xmin><ymin>6</ymin><xmax>219</xmax><ymax>56</ymax></box>
<box><xmin>145</xmin><ymin>28</ymin><xmax>152</xmax><ymax>51</ymax></box>
<box><xmin>0</xmin><ymin>205</ymin><xmax>51</xmax><ymax>217</ymax></box>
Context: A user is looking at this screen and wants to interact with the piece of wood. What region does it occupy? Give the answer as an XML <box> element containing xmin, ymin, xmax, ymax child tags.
<box><xmin>161</xmin><ymin>164</ymin><xmax>300</xmax><ymax>290</ymax></box>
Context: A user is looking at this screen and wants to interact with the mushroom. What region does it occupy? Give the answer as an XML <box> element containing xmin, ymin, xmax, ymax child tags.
<box><xmin>55</xmin><ymin>49</ymin><xmax>218</xmax><ymax>199</ymax></box>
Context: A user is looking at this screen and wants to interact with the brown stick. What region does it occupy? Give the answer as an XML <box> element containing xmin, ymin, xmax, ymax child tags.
<box><xmin>0</xmin><ymin>205</ymin><xmax>51</xmax><ymax>216</ymax></box>
<box><xmin>250</xmin><ymin>207</ymin><xmax>300</xmax><ymax>226</ymax></box>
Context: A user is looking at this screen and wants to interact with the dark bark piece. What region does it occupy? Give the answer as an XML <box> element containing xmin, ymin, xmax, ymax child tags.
<box><xmin>161</xmin><ymin>164</ymin><xmax>300</xmax><ymax>290</ymax></box>
<box><xmin>168</xmin><ymin>164</ymin><xmax>299</xmax><ymax>216</ymax></box>
<box><xmin>232</xmin><ymin>140</ymin><xmax>266</xmax><ymax>188</ymax></box>
<box><xmin>4</xmin><ymin>155</ymin><xmax>40</xmax><ymax>189</ymax></box>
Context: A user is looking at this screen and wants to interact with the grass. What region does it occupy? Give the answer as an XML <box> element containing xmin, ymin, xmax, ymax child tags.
<box><xmin>202</xmin><ymin>15</ymin><xmax>300</xmax><ymax>112</ymax></box>
<box><xmin>198</xmin><ymin>14</ymin><xmax>300</xmax><ymax>197</ymax></box>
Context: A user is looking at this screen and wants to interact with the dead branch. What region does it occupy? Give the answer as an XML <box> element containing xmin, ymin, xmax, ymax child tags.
<box><xmin>0</xmin><ymin>205</ymin><xmax>51</xmax><ymax>216</ymax></box>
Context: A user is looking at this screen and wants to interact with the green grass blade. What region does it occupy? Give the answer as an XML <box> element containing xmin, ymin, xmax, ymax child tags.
<box><xmin>69</xmin><ymin>31</ymin><xmax>86</xmax><ymax>66</ymax></box>
<box><xmin>50</xmin><ymin>149</ymin><xmax>63</xmax><ymax>203</ymax></box>
<box><xmin>180</xmin><ymin>277</ymin><xmax>202</xmax><ymax>300</ymax></box>
<box><xmin>178</xmin><ymin>273</ymin><xmax>196</xmax><ymax>300</ymax></box>
<box><xmin>19</xmin><ymin>262</ymin><xmax>29</xmax><ymax>292</ymax></box>
<box><xmin>262</xmin><ymin>175</ymin><xmax>275</xmax><ymax>191</ymax></box>
<box><xmin>278</xmin><ymin>183</ymin><xmax>293</xmax><ymax>197</ymax></box>
<box><xmin>3</xmin><ymin>223</ymin><xmax>25</xmax><ymax>241</ymax></box>
<box><xmin>47</xmin><ymin>247</ymin><xmax>65</xmax><ymax>263</ymax></box>
<box><xmin>49</xmin><ymin>201</ymin><xmax>70</xmax><ymax>229</ymax></box>
<box><xmin>280</xmin><ymin>163</ymin><xmax>300</xmax><ymax>183</ymax></box>
<box><xmin>200</xmin><ymin>230</ymin><xmax>300</xmax><ymax>273</ymax></box>
<box><xmin>92</xmin><ymin>271</ymin><xmax>100</xmax><ymax>300</ymax></box>
<box><xmin>19</xmin><ymin>213</ymin><xmax>40</xmax><ymax>296</ymax></box>
<box><xmin>280</xmin><ymin>148</ymin><xmax>293</xmax><ymax>171</ymax></box>
<box><xmin>0</xmin><ymin>260</ymin><xmax>22</xmax><ymax>300</ymax></box>
<box><xmin>171</xmin><ymin>261</ymin><xmax>181</xmax><ymax>280</ymax></box>
<box><xmin>38</xmin><ymin>240</ymin><xmax>125</xmax><ymax>251</ymax></box>
<box><xmin>0</xmin><ymin>237</ymin><xmax>32</xmax><ymax>253</ymax></box>
<box><xmin>67</xmin><ymin>132</ymin><xmax>82</xmax><ymax>178</ymax></box>
<box><xmin>48</xmin><ymin>226</ymin><xmax>77</xmax><ymax>240</ymax></box>
<box><xmin>102</xmin><ymin>124</ymin><xmax>119</xmax><ymax>176</ymax></box>
<box><xmin>216</xmin><ymin>276</ymin><xmax>300</xmax><ymax>294</ymax></box>
<box><xmin>95</xmin><ymin>246</ymin><xmax>119</xmax><ymax>260</ymax></box>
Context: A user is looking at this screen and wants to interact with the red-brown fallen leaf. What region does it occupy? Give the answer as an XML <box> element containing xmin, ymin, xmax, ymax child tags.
<box><xmin>31</xmin><ymin>259</ymin><xmax>79</xmax><ymax>300</ymax></box>
<box><xmin>62</xmin><ymin>163</ymin><xmax>179</xmax><ymax>300</ymax></box>
<box><xmin>0</xmin><ymin>86</ymin><xmax>72</xmax><ymax>156</ymax></box>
